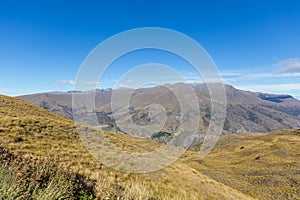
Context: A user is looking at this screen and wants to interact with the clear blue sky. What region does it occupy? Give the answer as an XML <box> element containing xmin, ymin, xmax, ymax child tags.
<box><xmin>1</xmin><ymin>0</ymin><xmax>300</xmax><ymax>98</ymax></box>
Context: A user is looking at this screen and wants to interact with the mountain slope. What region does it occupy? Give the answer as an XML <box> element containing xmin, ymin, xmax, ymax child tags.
<box><xmin>1</xmin><ymin>94</ymin><xmax>299</xmax><ymax>199</ymax></box>
<box><xmin>0</xmin><ymin>94</ymin><xmax>256</xmax><ymax>199</ymax></box>
<box><xmin>187</xmin><ymin>129</ymin><xmax>300</xmax><ymax>199</ymax></box>
<box><xmin>19</xmin><ymin>84</ymin><xmax>300</xmax><ymax>137</ymax></box>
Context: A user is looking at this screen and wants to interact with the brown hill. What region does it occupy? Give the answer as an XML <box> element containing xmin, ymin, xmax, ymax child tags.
<box><xmin>1</xmin><ymin>94</ymin><xmax>257</xmax><ymax>199</ymax></box>
<box><xmin>19</xmin><ymin>84</ymin><xmax>300</xmax><ymax>139</ymax></box>
<box><xmin>1</xmin><ymin>94</ymin><xmax>300</xmax><ymax>199</ymax></box>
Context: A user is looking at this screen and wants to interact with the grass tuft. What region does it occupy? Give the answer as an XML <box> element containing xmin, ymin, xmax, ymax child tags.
<box><xmin>0</xmin><ymin>146</ymin><xmax>95</xmax><ymax>200</ymax></box>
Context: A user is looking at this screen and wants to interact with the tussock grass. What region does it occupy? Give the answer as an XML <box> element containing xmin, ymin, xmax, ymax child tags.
<box><xmin>188</xmin><ymin>129</ymin><xmax>300</xmax><ymax>199</ymax></box>
<box><xmin>1</xmin><ymin>94</ymin><xmax>299</xmax><ymax>199</ymax></box>
<box><xmin>1</xmin><ymin>94</ymin><xmax>211</xmax><ymax>199</ymax></box>
<box><xmin>0</xmin><ymin>146</ymin><xmax>95</xmax><ymax>200</ymax></box>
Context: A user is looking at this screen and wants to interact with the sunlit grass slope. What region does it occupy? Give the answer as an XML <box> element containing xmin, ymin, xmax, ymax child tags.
<box><xmin>187</xmin><ymin>129</ymin><xmax>300</xmax><ymax>199</ymax></box>
<box><xmin>1</xmin><ymin>94</ymin><xmax>299</xmax><ymax>199</ymax></box>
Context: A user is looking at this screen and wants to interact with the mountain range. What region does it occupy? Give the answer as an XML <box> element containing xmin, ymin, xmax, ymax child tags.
<box><xmin>19</xmin><ymin>83</ymin><xmax>300</xmax><ymax>142</ymax></box>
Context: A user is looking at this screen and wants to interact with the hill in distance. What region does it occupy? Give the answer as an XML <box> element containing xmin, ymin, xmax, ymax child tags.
<box><xmin>19</xmin><ymin>83</ymin><xmax>300</xmax><ymax>138</ymax></box>
<box><xmin>1</xmin><ymin>94</ymin><xmax>300</xmax><ymax>199</ymax></box>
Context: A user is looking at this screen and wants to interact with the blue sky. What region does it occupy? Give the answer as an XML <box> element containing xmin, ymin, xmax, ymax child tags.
<box><xmin>1</xmin><ymin>0</ymin><xmax>300</xmax><ymax>98</ymax></box>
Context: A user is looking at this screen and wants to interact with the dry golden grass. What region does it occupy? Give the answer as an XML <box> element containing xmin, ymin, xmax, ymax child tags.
<box><xmin>0</xmin><ymin>146</ymin><xmax>95</xmax><ymax>199</ymax></box>
<box><xmin>1</xmin><ymin>94</ymin><xmax>253</xmax><ymax>199</ymax></box>
<box><xmin>1</xmin><ymin>94</ymin><xmax>299</xmax><ymax>199</ymax></box>
<box><xmin>187</xmin><ymin>130</ymin><xmax>300</xmax><ymax>199</ymax></box>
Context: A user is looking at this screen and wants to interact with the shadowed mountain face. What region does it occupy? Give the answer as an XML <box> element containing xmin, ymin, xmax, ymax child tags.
<box><xmin>18</xmin><ymin>84</ymin><xmax>300</xmax><ymax>138</ymax></box>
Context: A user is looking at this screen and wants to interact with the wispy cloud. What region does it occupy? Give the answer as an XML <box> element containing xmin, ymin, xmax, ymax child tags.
<box><xmin>236</xmin><ymin>83</ymin><xmax>300</xmax><ymax>92</ymax></box>
<box><xmin>218</xmin><ymin>58</ymin><xmax>300</xmax><ymax>99</ymax></box>
<box><xmin>236</xmin><ymin>83</ymin><xmax>300</xmax><ymax>99</ymax></box>
<box><xmin>221</xmin><ymin>58</ymin><xmax>300</xmax><ymax>82</ymax></box>
<box><xmin>220</xmin><ymin>70</ymin><xmax>242</xmax><ymax>77</ymax></box>
<box><xmin>59</xmin><ymin>80</ymin><xmax>75</xmax><ymax>85</ymax></box>
<box><xmin>239</xmin><ymin>72</ymin><xmax>300</xmax><ymax>79</ymax></box>
<box><xmin>117</xmin><ymin>83</ymin><xmax>133</xmax><ymax>88</ymax></box>
<box><xmin>87</xmin><ymin>81</ymin><xmax>102</xmax><ymax>87</ymax></box>
<box><xmin>276</xmin><ymin>58</ymin><xmax>300</xmax><ymax>73</ymax></box>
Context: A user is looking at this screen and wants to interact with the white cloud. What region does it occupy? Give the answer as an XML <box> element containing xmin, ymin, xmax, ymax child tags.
<box><xmin>59</xmin><ymin>80</ymin><xmax>75</xmax><ymax>85</ymax></box>
<box><xmin>240</xmin><ymin>72</ymin><xmax>300</xmax><ymax>79</ymax></box>
<box><xmin>236</xmin><ymin>83</ymin><xmax>300</xmax><ymax>93</ymax></box>
<box><xmin>59</xmin><ymin>80</ymin><xmax>103</xmax><ymax>88</ymax></box>
<box><xmin>117</xmin><ymin>83</ymin><xmax>133</xmax><ymax>88</ymax></box>
<box><xmin>87</xmin><ymin>81</ymin><xmax>102</xmax><ymax>87</ymax></box>
<box><xmin>220</xmin><ymin>70</ymin><xmax>242</xmax><ymax>77</ymax></box>
<box><xmin>217</xmin><ymin>58</ymin><xmax>300</xmax><ymax>82</ymax></box>
<box><xmin>236</xmin><ymin>83</ymin><xmax>300</xmax><ymax>99</ymax></box>
<box><xmin>276</xmin><ymin>58</ymin><xmax>300</xmax><ymax>73</ymax></box>
<box><xmin>222</xmin><ymin>59</ymin><xmax>300</xmax><ymax>82</ymax></box>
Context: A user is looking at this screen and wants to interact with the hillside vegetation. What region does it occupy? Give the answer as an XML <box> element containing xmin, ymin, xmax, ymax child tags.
<box><xmin>188</xmin><ymin>129</ymin><xmax>300</xmax><ymax>199</ymax></box>
<box><xmin>0</xmin><ymin>146</ymin><xmax>95</xmax><ymax>199</ymax></box>
<box><xmin>1</xmin><ymin>94</ymin><xmax>299</xmax><ymax>199</ymax></box>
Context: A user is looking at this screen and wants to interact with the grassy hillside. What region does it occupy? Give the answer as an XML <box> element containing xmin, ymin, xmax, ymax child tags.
<box><xmin>1</xmin><ymin>94</ymin><xmax>299</xmax><ymax>199</ymax></box>
<box><xmin>0</xmin><ymin>146</ymin><xmax>95</xmax><ymax>199</ymax></box>
<box><xmin>0</xmin><ymin>94</ymin><xmax>253</xmax><ymax>199</ymax></box>
<box><xmin>188</xmin><ymin>129</ymin><xmax>300</xmax><ymax>199</ymax></box>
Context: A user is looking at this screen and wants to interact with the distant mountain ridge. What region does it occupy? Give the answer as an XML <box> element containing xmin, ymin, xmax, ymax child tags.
<box><xmin>18</xmin><ymin>84</ymin><xmax>300</xmax><ymax>139</ymax></box>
